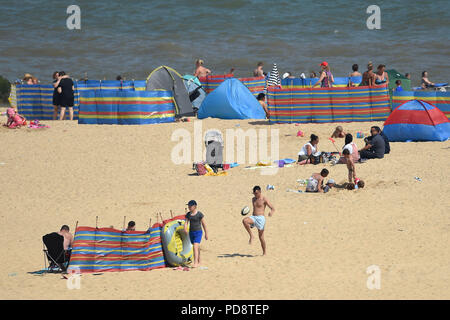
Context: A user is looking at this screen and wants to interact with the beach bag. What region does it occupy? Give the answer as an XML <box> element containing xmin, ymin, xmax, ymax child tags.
<box><xmin>194</xmin><ymin>162</ymin><xmax>207</xmax><ymax>176</ymax></box>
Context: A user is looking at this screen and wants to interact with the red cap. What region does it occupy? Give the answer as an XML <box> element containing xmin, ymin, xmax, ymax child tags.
<box><xmin>319</xmin><ymin>61</ymin><xmax>328</xmax><ymax>67</ymax></box>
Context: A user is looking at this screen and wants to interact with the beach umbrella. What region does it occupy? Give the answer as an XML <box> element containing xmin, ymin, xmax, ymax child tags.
<box><xmin>267</xmin><ymin>63</ymin><xmax>281</xmax><ymax>87</ymax></box>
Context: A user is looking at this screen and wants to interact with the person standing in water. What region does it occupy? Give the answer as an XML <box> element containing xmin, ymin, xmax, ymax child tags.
<box><xmin>361</xmin><ymin>62</ymin><xmax>376</xmax><ymax>86</ymax></box>
<box><xmin>374</xmin><ymin>64</ymin><xmax>389</xmax><ymax>86</ymax></box>
<box><xmin>194</xmin><ymin>59</ymin><xmax>212</xmax><ymax>78</ymax></box>
<box><xmin>312</xmin><ymin>61</ymin><xmax>334</xmax><ymax>88</ymax></box>
<box><xmin>242</xmin><ymin>186</ymin><xmax>275</xmax><ymax>256</ymax></box>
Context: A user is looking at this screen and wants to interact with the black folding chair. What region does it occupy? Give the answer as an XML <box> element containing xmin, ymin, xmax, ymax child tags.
<box><xmin>42</xmin><ymin>232</ymin><xmax>71</xmax><ymax>273</ymax></box>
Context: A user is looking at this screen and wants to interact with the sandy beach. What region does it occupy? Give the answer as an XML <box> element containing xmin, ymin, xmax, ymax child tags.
<box><xmin>0</xmin><ymin>112</ymin><xmax>449</xmax><ymax>300</ymax></box>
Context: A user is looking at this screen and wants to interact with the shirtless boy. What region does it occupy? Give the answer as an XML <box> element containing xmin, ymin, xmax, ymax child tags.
<box><xmin>242</xmin><ymin>186</ymin><xmax>275</xmax><ymax>255</ymax></box>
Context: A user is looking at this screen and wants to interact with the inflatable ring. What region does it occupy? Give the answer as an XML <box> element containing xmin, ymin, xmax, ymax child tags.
<box><xmin>161</xmin><ymin>219</ymin><xmax>193</xmax><ymax>267</ymax></box>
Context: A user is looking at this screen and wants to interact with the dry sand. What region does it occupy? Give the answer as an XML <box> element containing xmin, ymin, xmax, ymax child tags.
<box><xmin>0</xmin><ymin>110</ymin><xmax>449</xmax><ymax>300</ymax></box>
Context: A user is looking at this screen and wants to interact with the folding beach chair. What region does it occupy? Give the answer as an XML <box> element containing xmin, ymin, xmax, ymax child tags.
<box><xmin>42</xmin><ymin>232</ymin><xmax>71</xmax><ymax>273</ymax></box>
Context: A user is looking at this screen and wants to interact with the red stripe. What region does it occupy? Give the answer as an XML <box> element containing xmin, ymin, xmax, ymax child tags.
<box><xmin>78</xmin><ymin>110</ymin><xmax>173</xmax><ymax>116</ymax></box>
<box><xmin>268</xmin><ymin>85</ymin><xmax>388</xmax><ymax>92</ymax></box>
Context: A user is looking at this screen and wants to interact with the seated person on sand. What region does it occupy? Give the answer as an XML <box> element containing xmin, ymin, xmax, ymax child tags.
<box><xmin>194</xmin><ymin>59</ymin><xmax>212</xmax><ymax>78</ymax></box>
<box><xmin>305</xmin><ymin>169</ymin><xmax>334</xmax><ymax>193</ymax></box>
<box><xmin>365</xmin><ymin>125</ymin><xmax>390</xmax><ymax>155</ymax></box>
<box><xmin>421</xmin><ymin>71</ymin><xmax>435</xmax><ymax>89</ymax></box>
<box><xmin>297</xmin><ymin>134</ymin><xmax>320</xmax><ymax>164</ymax></box>
<box><xmin>256</xmin><ymin>93</ymin><xmax>270</xmax><ymax>119</ymax></box>
<box><xmin>337</xmin><ymin>133</ymin><xmax>360</xmax><ymax>164</ymax></box>
<box><xmin>126</xmin><ymin>221</ymin><xmax>136</xmax><ymax>231</ymax></box>
<box><xmin>359</xmin><ymin>126</ymin><xmax>385</xmax><ymax>160</ymax></box>
<box><xmin>331</xmin><ymin>126</ymin><xmax>346</xmax><ymax>138</ymax></box>
<box><xmin>58</xmin><ymin>225</ymin><xmax>74</xmax><ymax>251</ymax></box>
<box><xmin>5</xmin><ymin>107</ymin><xmax>26</xmax><ymax>128</ymax></box>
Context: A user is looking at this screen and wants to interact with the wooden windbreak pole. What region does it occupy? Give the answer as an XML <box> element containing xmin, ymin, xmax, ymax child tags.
<box><xmin>96</xmin><ymin>216</ymin><xmax>98</xmax><ymax>229</ymax></box>
<box><xmin>148</xmin><ymin>218</ymin><xmax>152</xmax><ymax>230</ymax></box>
<box><xmin>170</xmin><ymin>210</ymin><xmax>173</xmax><ymax>219</ymax></box>
<box><xmin>123</xmin><ymin>216</ymin><xmax>126</xmax><ymax>230</ymax></box>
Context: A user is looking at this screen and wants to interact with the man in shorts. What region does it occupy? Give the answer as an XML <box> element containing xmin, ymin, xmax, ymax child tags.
<box><xmin>242</xmin><ymin>186</ymin><xmax>275</xmax><ymax>256</ymax></box>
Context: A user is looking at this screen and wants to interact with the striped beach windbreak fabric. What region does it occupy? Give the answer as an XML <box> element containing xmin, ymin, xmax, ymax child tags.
<box><xmin>68</xmin><ymin>226</ymin><xmax>166</xmax><ymax>273</ymax></box>
<box><xmin>198</xmin><ymin>73</ymin><xmax>234</xmax><ymax>93</ymax></box>
<box><xmin>392</xmin><ymin>91</ymin><xmax>450</xmax><ymax>119</ymax></box>
<box><xmin>16</xmin><ymin>84</ymin><xmax>80</xmax><ymax>120</ymax></box>
<box><xmin>238</xmin><ymin>76</ymin><xmax>266</xmax><ymax>96</ymax></box>
<box><xmin>267</xmin><ymin>85</ymin><xmax>391</xmax><ymax>123</ymax></box>
<box><xmin>78</xmin><ymin>90</ymin><xmax>175</xmax><ymax>125</ymax></box>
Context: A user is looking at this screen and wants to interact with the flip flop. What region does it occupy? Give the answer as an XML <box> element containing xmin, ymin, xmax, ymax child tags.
<box><xmin>183</xmin><ymin>267</ymin><xmax>190</xmax><ymax>271</ymax></box>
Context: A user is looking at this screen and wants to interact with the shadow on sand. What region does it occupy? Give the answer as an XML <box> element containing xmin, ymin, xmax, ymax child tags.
<box><xmin>217</xmin><ymin>253</ymin><xmax>255</xmax><ymax>258</ymax></box>
<box><xmin>247</xmin><ymin>121</ymin><xmax>273</xmax><ymax>126</ymax></box>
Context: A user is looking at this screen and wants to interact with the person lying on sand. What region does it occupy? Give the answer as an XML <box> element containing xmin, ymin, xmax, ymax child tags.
<box><xmin>305</xmin><ymin>169</ymin><xmax>330</xmax><ymax>193</ymax></box>
<box><xmin>242</xmin><ymin>186</ymin><xmax>275</xmax><ymax>256</ymax></box>
<box><xmin>58</xmin><ymin>225</ymin><xmax>74</xmax><ymax>250</ymax></box>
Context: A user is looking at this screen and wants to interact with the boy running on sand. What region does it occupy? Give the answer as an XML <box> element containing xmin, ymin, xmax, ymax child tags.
<box><xmin>242</xmin><ymin>186</ymin><xmax>275</xmax><ymax>256</ymax></box>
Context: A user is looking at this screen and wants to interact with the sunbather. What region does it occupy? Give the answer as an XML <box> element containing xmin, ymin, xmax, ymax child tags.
<box><xmin>58</xmin><ymin>225</ymin><xmax>74</xmax><ymax>250</ymax></box>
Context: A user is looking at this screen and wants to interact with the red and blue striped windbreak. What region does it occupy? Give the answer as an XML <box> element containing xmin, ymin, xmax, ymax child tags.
<box><xmin>68</xmin><ymin>226</ymin><xmax>166</xmax><ymax>273</ymax></box>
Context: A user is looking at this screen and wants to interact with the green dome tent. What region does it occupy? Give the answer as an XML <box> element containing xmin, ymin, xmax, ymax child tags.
<box><xmin>146</xmin><ymin>66</ymin><xmax>195</xmax><ymax>117</ymax></box>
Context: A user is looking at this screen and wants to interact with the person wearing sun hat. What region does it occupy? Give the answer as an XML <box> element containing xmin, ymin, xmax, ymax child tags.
<box><xmin>312</xmin><ymin>61</ymin><xmax>334</xmax><ymax>88</ymax></box>
<box><xmin>184</xmin><ymin>200</ymin><xmax>209</xmax><ymax>268</ymax></box>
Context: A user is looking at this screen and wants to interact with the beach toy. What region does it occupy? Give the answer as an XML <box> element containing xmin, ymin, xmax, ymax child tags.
<box><xmin>278</xmin><ymin>160</ymin><xmax>285</xmax><ymax>168</ymax></box>
<box><xmin>297</xmin><ymin>130</ymin><xmax>304</xmax><ymax>137</ymax></box>
<box><xmin>241</xmin><ymin>206</ymin><xmax>250</xmax><ymax>216</ymax></box>
<box><xmin>223</xmin><ymin>164</ymin><xmax>230</xmax><ymax>170</ymax></box>
<box><xmin>414</xmin><ymin>177</ymin><xmax>422</xmax><ymax>182</ymax></box>
<box><xmin>160</xmin><ymin>218</ymin><xmax>193</xmax><ymax>267</ymax></box>
<box><xmin>266</xmin><ymin>184</ymin><xmax>275</xmax><ymax>190</ymax></box>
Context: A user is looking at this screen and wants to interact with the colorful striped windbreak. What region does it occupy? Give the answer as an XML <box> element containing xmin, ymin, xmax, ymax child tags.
<box><xmin>198</xmin><ymin>74</ymin><xmax>234</xmax><ymax>93</ymax></box>
<box><xmin>78</xmin><ymin>90</ymin><xmax>175</xmax><ymax>125</ymax></box>
<box><xmin>267</xmin><ymin>85</ymin><xmax>391</xmax><ymax>123</ymax></box>
<box><xmin>68</xmin><ymin>226</ymin><xmax>166</xmax><ymax>273</ymax></box>
<box><xmin>392</xmin><ymin>90</ymin><xmax>450</xmax><ymax>119</ymax></box>
<box><xmin>16</xmin><ymin>84</ymin><xmax>80</xmax><ymax>120</ymax></box>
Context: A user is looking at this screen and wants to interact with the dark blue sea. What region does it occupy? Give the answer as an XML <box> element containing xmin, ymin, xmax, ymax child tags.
<box><xmin>0</xmin><ymin>0</ymin><xmax>449</xmax><ymax>86</ymax></box>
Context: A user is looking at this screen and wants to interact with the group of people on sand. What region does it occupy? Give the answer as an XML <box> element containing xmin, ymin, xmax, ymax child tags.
<box><xmin>52</xmin><ymin>71</ymin><xmax>75</xmax><ymax>120</ymax></box>
<box><xmin>296</xmin><ymin>124</ymin><xmax>391</xmax><ymax>192</ymax></box>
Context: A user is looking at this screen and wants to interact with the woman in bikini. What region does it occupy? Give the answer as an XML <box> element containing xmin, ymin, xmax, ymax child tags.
<box><xmin>375</xmin><ymin>64</ymin><xmax>389</xmax><ymax>86</ymax></box>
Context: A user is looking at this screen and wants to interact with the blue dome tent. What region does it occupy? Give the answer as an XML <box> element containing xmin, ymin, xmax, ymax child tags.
<box><xmin>197</xmin><ymin>78</ymin><xmax>266</xmax><ymax>120</ymax></box>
